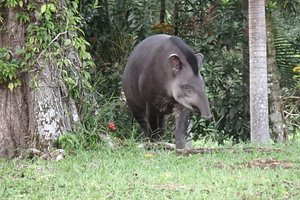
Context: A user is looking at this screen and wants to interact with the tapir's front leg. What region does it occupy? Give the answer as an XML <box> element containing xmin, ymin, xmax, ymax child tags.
<box><xmin>174</xmin><ymin>106</ymin><xmax>191</xmax><ymax>149</ymax></box>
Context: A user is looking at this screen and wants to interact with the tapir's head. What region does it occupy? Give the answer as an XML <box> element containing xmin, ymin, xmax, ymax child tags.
<box><xmin>168</xmin><ymin>52</ymin><xmax>212</xmax><ymax>119</ymax></box>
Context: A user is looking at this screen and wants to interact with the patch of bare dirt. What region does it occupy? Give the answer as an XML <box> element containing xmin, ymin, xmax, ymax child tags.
<box><xmin>138</xmin><ymin>142</ymin><xmax>176</xmax><ymax>150</ymax></box>
<box><xmin>155</xmin><ymin>183</ymin><xmax>194</xmax><ymax>191</ymax></box>
<box><xmin>244</xmin><ymin>158</ymin><xmax>295</xmax><ymax>169</ymax></box>
<box><xmin>17</xmin><ymin>148</ymin><xmax>65</xmax><ymax>161</ymax></box>
<box><xmin>215</xmin><ymin>158</ymin><xmax>295</xmax><ymax>170</ymax></box>
<box><xmin>139</xmin><ymin>142</ymin><xmax>285</xmax><ymax>155</ymax></box>
<box><xmin>176</xmin><ymin>147</ymin><xmax>284</xmax><ymax>155</ymax></box>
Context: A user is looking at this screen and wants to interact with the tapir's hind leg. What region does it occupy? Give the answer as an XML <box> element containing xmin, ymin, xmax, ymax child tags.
<box><xmin>127</xmin><ymin>99</ymin><xmax>151</xmax><ymax>138</ymax></box>
<box><xmin>159</xmin><ymin>114</ymin><xmax>168</xmax><ymax>129</ymax></box>
<box><xmin>158</xmin><ymin>114</ymin><xmax>168</xmax><ymax>139</ymax></box>
<box><xmin>146</xmin><ymin>103</ymin><xmax>160</xmax><ymax>140</ymax></box>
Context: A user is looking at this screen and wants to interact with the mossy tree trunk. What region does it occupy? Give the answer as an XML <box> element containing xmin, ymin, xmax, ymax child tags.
<box><xmin>266</xmin><ymin>12</ymin><xmax>288</xmax><ymax>142</ymax></box>
<box><xmin>0</xmin><ymin>1</ymin><xmax>80</xmax><ymax>158</ymax></box>
<box><xmin>0</xmin><ymin>4</ymin><xmax>27</xmax><ymax>157</ymax></box>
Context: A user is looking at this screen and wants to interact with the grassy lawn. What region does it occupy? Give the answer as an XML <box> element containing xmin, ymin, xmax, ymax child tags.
<box><xmin>1</xmin><ymin>141</ymin><xmax>300</xmax><ymax>200</ymax></box>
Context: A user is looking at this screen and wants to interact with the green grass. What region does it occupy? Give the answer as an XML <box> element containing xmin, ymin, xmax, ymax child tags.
<box><xmin>1</xmin><ymin>141</ymin><xmax>300</xmax><ymax>200</ymax></box>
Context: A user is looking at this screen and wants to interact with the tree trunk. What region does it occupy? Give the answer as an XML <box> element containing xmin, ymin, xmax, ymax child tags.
<box><xmin>160</xmin><ymin>0</ymin><xmax>165</xmax><ymax>23</ymax></box>
<box><xmin>266</xmin><ymin>12</ymin><xmax>288</xmax><ymax>142</ymax></box>
<box><xmin>0</xmin><ymin>1</ymin><xmax>80</xmax><ymax>158</ymax></box>
<box><xmin>173</xmin><ymin>0</ymin><xmax>180</xmax><ymax>36</ymax></box>
<box><xmin>242</xmin><ymin>0</ymin><xmax>249</xmax><ymax>88</ymax></box>
<box><xmin>248</xmin><ymin>0</ymin><xmax>270</xmax><ymax>144</ymax></box>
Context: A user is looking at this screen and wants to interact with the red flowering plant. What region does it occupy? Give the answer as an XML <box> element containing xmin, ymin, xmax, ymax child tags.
<box><xmin>107</xmin><ymin>121</ymin><xmax>117</xmax><ymax>132</ymax></box>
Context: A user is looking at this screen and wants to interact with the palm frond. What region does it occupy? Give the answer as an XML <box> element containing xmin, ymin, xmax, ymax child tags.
<box><xmin>274</xmin><ymin>34</ymin><xmax>300</xmax><ymax>87</ymax></box>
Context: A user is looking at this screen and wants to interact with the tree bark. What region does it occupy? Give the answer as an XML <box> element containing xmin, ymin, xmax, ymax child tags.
<box><xmin>0</xmin><ymin>1</ymin><xmax>80</xmax><ymax>158</ymax></box>
<box><xmin>248</xmin><ymin>0</ymin><xmax>270</xmax><ymax>144</ymax></box>
<box><xmin>266</xmin><ymin>13</ymin><xmax>288</xmax><ymax>142</ymax></box>
<box><xmin>173</xmin><ymin>0</ymin><xmax>180</xmax><ymax>36</ymax></box>
<box><xmin>242</xmin><ymin>0</ymin><xmax>249</xmax><ymax>88</ymax></box>
<box><xmin>160</xmin><ymin>0</ymin><xmax>165</xmax><ymax>23</ymax></box>
<box><xmin>0</xmin><ymin>5</ymin><xmax>28</xmax><ymax>157</ymax></box>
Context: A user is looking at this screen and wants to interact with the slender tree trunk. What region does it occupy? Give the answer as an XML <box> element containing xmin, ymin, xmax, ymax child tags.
<box><xmin>160</xmin><ymin>0</ymin><xmax>165</xmax><ymax>23</ymax></box>
<box><xmin>103</xmin><ymin>0</ymin><xmax>110</xmax><ymax>31</ymax></box>
<box><xmin>173</xmin><ymin>0</ymin><xmax>180</xmax><ymax>35</ymax></box>
<box><xmin>0</xmin><ymin>1</ymin><xmax>80</xmax><ymax>158</ymax></box>
<box><xmin>241</xmin><ymin>0</ymin><xmax>251</xmax><ymax>138</ymax></box>
<box><xmin>266</xmin><ymin>13</ymin><xmax>288</xmax><ymax>142</ymax></box>
<box><xmin>248</xmin><ymin>0</ymin><xmax>270</xmax><ymax>144</ymax></box>
<box><xmin>242</xmin><ymin>0</ymin><xmax>249</xmax><ymax>88</ymax></box>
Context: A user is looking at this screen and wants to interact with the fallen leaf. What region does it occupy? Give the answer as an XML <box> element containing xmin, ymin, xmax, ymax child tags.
<box><xmin>144</xmin><ymin>153</ymin><xmax>154</xmax><ymax>158</ymax></box>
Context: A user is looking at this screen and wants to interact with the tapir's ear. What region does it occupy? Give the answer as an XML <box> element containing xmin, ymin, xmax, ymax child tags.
<box><xmin>168</xmin><ymin>54</ymin><xmax>181</xmax><ymax>72</ymax></box>
<box><xmin>195</xmin><ymin>53</ymin><xmax>204</xmax><ymax>69</ymax></box>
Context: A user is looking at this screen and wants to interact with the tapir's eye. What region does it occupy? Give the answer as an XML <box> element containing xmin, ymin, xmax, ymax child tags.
<box><xmin>181</xmin><ymin>84</ymin><xmax>192</xmax><ymax>93</ymax></box>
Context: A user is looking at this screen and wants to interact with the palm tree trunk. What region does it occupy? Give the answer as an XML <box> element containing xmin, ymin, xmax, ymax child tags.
<box><xmin>248</xmin><ymin>0</ymin><xmax>270</xmax><ymax>144</ymax></box>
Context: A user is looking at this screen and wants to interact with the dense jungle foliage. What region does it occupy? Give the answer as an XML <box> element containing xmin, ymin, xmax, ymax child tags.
<box><xmin>59</xmin><ymin>0</ymin><xmax>300</xmax><ymax>149</ymax></box>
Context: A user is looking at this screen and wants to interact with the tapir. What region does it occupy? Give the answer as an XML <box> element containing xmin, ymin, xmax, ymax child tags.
<box><xmin>122</xmin><ymin>34</ymin><xmax>212</xmax><ymax>149</ymax></box>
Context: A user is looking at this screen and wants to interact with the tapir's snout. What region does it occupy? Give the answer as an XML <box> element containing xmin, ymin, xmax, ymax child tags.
<box><xmin>201</xmin><ymin>113</ymin><xmax>213</xmax><ymax>120</ymax></box>
<box><xmin>191</xmin><ymin>91</ymin><xmax>212</xmax><ymax>120</ymax></box>
<box><xmin>192</xmin><ymin>105</ymin><xmax>212</xmax><ymax>119</ymax></box>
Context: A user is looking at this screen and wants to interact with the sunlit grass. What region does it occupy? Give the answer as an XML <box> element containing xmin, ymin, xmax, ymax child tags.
<box><xmin>1</xmin><ymin>141</ymin><xmax>300</xmax><ymax>199</ymax></box>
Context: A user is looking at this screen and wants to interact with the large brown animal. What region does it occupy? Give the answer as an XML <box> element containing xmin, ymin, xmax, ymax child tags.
<box><xmin>122</xmin><ymin>34</ymin><xmax>212</xmax><ymax>149</ymax></box>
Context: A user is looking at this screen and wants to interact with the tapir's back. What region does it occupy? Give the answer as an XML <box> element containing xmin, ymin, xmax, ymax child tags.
<box><xmin>122</xmin><ymin>34</ymin><xmax>173</xmax><ymax>106</ymax></box>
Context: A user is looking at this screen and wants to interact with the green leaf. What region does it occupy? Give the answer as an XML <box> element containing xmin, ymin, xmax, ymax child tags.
<box><xmin>14</xmin><ymin>79</ymin><xmax>21</xmax><ymax>87</ymax></box>
<box><xmin>8</xmin><ymin>82</ymin><xmax>14</xmax><ymax>91</ymax></box>
<box><xmin>48</xmin><ymin>3</ymin><xmax>56</xmax><ymax>13</ymax></box>
<box><xmin>8</xmin><ymin>73</ymin><xmax>14</xmax><ymax>80</ymax></box>
<box><xmin>64</xmin><ymin>39</ymin><xmax>72</xmax><ymax>46</ymax></box>
<box><xmin>25</xmin><ymin>53</ymin><xmax>32</xmax><ymax>61</ymax></box>
<box><xmin>19</xmin><ymin>0</ymin><xmax>23</xmax><ymax>7</ymax></box>
<box><xmin>16</xmin><ymin>48</ymin><xmax>26</xmax><ymax>55</ymax></box>
<box><xmin>41</xmin><ymin>4</ymin><xmax>47</xmax><ymax>14</ymax></box>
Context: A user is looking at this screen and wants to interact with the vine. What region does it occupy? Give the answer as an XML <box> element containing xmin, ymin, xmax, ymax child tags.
<box><xmin>0</xmin><ymin>48</ymin><xmax>21</xmax><ymax>90</ymax></box>
<box><xmin>0</xmin><ymin>0</ymin><xmax>94</xmax><ymax>94</ymax></box>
